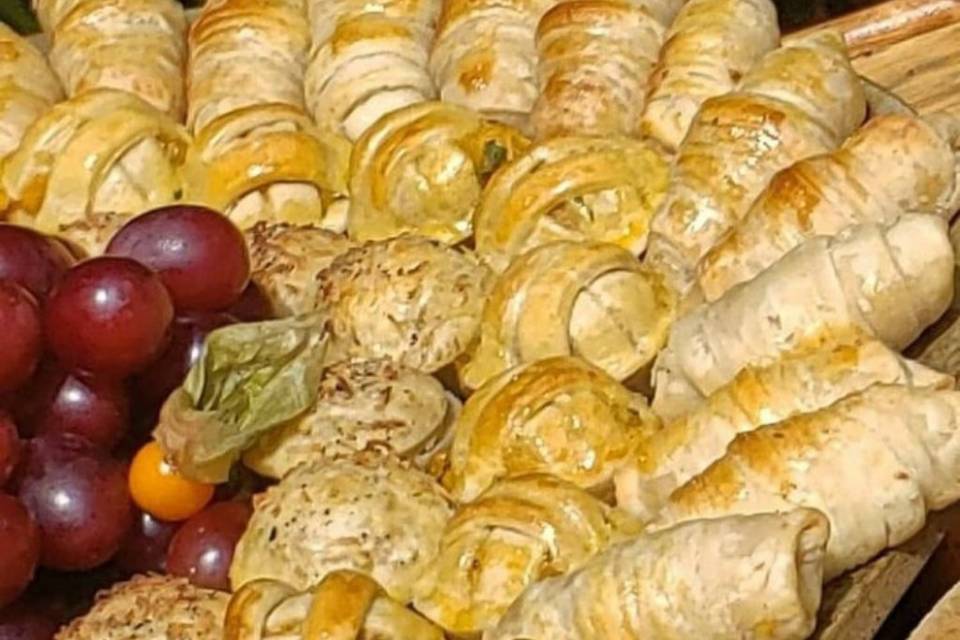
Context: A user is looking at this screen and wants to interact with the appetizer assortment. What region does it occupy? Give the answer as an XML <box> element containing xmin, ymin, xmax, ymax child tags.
<box><xmin>0</xmin><ymin>0</ymin><xmax>958</xmax><ymax>639</ymax></box>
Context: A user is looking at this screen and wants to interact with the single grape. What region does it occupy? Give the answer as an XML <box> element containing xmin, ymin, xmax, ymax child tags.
<box><xmin>16</xmin><ymin>435</ymin><xmax>134</xmax><ymax>571</ymax></box>
<box><xmin>166</xmin><ymin>500</ymin><xmax>252</xmax><ymax>591</ymax></box>
<box><xmin>106</xmin><ymin>205</ymin><xmax>250</xmax><ymax>312</ymax></box>
<box><xmin>0</xmin><ymin>281</ymin><xmax>42</xmax><ymax>393</ymax></box>
<box><xmin>0</xmin><ymin>415</ymin><xmax>20</xmax><ymax>488</ymax></box>
<box><xmin>133</xmin><ymin>312</ymin><xmax>236</xmax><ymax>412</ymax></box>
<box><xmin>0</xmin><ymin>494</ymin><xmax>40</xmax><ymax>608</ymax></box>
<box><xmin>227</xmin><ymin>282</ymin><xmax>273</xmax><ymax>323</ymax></box>
<box><xmin>114</xmin><ymin>509</ymin><xmax>180</xmax><ymax>575</ymax></box>
<box><xmin>0</xmin><ymin>225</ymin><xmax>75</xmax><ymax>300</ymax></box>
<box><xmin>44</xmin><ymin>257</ymin><xmax>174</xmax><ymax>378</ymax></box>
<box><xmin>0</xmin><ymin>601</ymin><xmax>59</xmax><ymax>640</ymax></box>
<box><xmin>32</xmin><ymin>369</ymin><xmax>129</xmax><ymax>451</ymax></box>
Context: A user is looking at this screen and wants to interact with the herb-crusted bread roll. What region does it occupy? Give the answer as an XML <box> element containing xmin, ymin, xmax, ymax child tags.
<box><xmin>486</xmin><ymin>509</ymin><xmax>829</xmax><ymax>640</ymax></box>
<box><xmin>645</xmin><ymin>30</ymin><xmax>867</xmax><ymax>293</ymax></box>
<box><xmin>34</xmin><ymin>0</ymin><xmax>187</xmax><ymax>119</ymax></box>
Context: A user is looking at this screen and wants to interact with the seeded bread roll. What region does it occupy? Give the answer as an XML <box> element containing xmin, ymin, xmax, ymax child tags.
<box><xmin>0</xmin><ymin>24</ymin><xmax>63</xmax><ymax>161</ymax></box>
<box><xmin>34</xmin><ymin>0</ymin><xmax>186</xmax><ymax>119</ymax></box>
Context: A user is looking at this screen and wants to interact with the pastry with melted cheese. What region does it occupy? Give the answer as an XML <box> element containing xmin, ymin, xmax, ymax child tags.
<box><xmin>645</xmin><ymin>31</ymin><xmax>866</xmax><ymax>293</ymax></box>
<box><xmin>414</xmin><ymin>474</ymin><xmax>643</xmax><ymax>636</ymax></box>
<box><xmin>487</xmin><ymin>509</ymin><xmax>829</xmax><ymax>640</ymax></box>
<box><xmin>445</xmin><ymin>356</ymin><xmax>660</xmax><ymax>502</ymax></box>
<box><xmin>616</xmin><ymin>336</ymin><xmax>954</xmax><ymax>522</ymax></box>
<box><xmin>657</xmin><ymin>384</ymin><xmax>960</xmax><ymax>580</ymax></box>
<box><xmin>460</xmin><ymin>241</ymin><xmax>675</xmax><ymax>390</ymax></box>
<box><xmin>474</xmin><ymin>136</ymin><xmax>670</xmax><ymax>271</ymax></box>
<box><xmin>224</xmin><ymin>572</ymin><xmax>444</xmax><ymax>640</ymax></box>
<box><xmin>348</xmin><ymin>101</ymin><xmax>529</xmax><ymax>244</ymax></box>
<box><xmin>34</xmin><ymin>0</ymin><xmax>187</xmax><ymax>119</ymax></box>
<box><xmin>230</xmin><ymin>455</ymin><xmax>453</xmax><ymax>602</ymax></box>
<box><xmin>652</xmin><ymin>215</ymin><xmax>954</xmax><ymax>419</ymax></box>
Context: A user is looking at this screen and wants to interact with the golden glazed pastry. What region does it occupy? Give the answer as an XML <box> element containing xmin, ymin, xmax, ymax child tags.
<box><xmin>640</xmin><ymin>0</ymin><xmax>779</xmax><ymax>152</ymax></box>
<box><xmin>316</xmin><ymin>235</ymin><xmax>494</xmax><ymax>373</ymax></box>
<box><xmin>185</xmin><ymin>0</ymin><xmax>352</xmax><ymax>232</ymax></box>
<box><xmin>645</xmin><ymin>30</ymin><xmax>867</xmax><ymax>293</ymax></box>
<box><xmin>696</xmin><ymin>113</ymin><xmax>960</xmax><ymax>301</ymax></box>
<box><xmin>474</xmin><ymin>136</ymin><xmax>670</xmax><ymax>272</ymax></box>
<box><xmin>230</xmin><ymin>455</ymin><xmax>453</xmax><ymax>602</ymax></box>
<box><xmin>414</xmin><ymin>474</ymin><xmax>644</xmax><ymax>636</ymax></box>
<box><xmin>34</xmin><ymin>0</ymin><xmax>187</xmax><ymax>119</ymax></box>
<box><xmin>651</xmin><ymin>215</ymin><xmax>954</xmax><ymax>420</ymax></box>
<box><xmin>246</xmin><ymin>221</ymin><xmax>356</xmax><ymax>316</ymax></box>
<box><xmin>348</xmin><ymin>101</ymin><xmax>529</xmax><ymax>244</ymax></box>
<box><xmin>304</xmin><ymin>0</ymin><xmax>440</xmax><ymax>141</ymax></box>
<box><xmin>530</xmin><ymin>0</ymin><xmax>663</xmax><ymax>140</ymax></box>
<box><xmin>0</xmin><ymin>24</ymin><xmax>63</xmax><ymax>160</ymax></box>
<box><xmin>54</xmin><ymin>575</ymin><xmax>228</xmax><ymax>640</ymax></box>
<box><xmin>445</xmin><ymin>356</ymin><xmax>661</xmax><ymax>502</ymax></box>
<box><xmin>616</xmin><ymin>337</ymin><xmax>954</xmax><ymax>522</ymax></box>
<box><xmin>0</xmin><ymin>89</ymin><xmax>189</xmax><ymax>236</ymax></box>
<box><xmin>460</xmin><ymin>241</ymin><xmax>676</xmax><ymax>390</ymax></box>
<box><xmin>224</xmin><ymin>572</ymin><xmax>444</xmax><ymax>640</ymax></box>
<box><xmin>658</xmin><ymin>385</ymin><xmax>960</xmax><ymax>580</ymax></box>
<box><xmin>486</xmin><ymin>509</ymin><xmax>828</xmax><ymax>640</ymax></box>
<box><xmin>243</xmin><ymin>357</ymin><xmax>461</xmax><ymax>479</ymax></box>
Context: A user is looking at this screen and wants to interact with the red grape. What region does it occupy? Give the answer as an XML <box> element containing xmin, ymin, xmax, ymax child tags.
<box><xmin>0</xmin><ymin>282</ymin><xmax>42</xmax><ymax>393</ymax></box>
<box><xmin>133</xmin><ymin>312</ymin><xmax>236</xmax><ymax>412</ymax></box>
<box><xmin>44</xmin><ymin>257</ymin><xmax>174</xmax><ymax>378</ymax></box>
<box><xmin>32</xmin><ymin>370</ymin><xmax>129</xmax><ymax>451</ymax></box>
<box><xmin>166</xmin><ymin>500</ymin><xmax>251</xmax><ymax>591</ymax></box>
<box><xmin>0</xmin><ymin>601</ymin><xmax>59</xmax><ymax>640</ymax></box>
<box><xmin>16</xmin><ymin>435</ymin><xmax>133</xmax><ymax>571</ymax></box>
<box><xmin>227</xmin><ymin>282</ymin><xmax>273</xmax><ymax>322</ymax></box>
<box><xmin>106</xmin><ymin>205</ymin><xmax>250</xmax><ymax>312</ymax></box>
<box><xmin>0</xmin><ymin>225</ymin><xmax>75</xmax><ymax>300</ymax></box>
<box><xmin>0</xmin><ymin>415</ymin><xmax>20</xmax><ymax>487</ymax></box>
<box><xmin>114</xmin><ymin>510</ymin><xmax>180</xmax><ymax>575</ymax></box>
<box><xmin>0</xmin><ymin>494</ymin><xmax>40</xmax><ymax>607</ymax></box>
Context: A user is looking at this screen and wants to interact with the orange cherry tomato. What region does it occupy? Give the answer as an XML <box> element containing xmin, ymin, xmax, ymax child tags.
<box><xmin>129</xmin><ymin>442</ymin><xmax>214</xmax><ymax>522</ymax></box>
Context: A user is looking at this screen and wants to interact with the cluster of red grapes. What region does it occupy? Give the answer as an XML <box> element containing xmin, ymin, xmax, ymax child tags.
<box><xmin>0</xmin><ymin>206</ymin><xmax>268</xmax><ymax>638</ymax></box>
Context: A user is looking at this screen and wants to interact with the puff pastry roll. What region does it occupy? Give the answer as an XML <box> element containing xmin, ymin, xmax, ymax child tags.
<box><xmin>617</xmin><ymin>337</ymin><xmax>954</xmax><ymax>522</ymax></box>
<box><xmin>659</xmin><ymin>385</ymin><xmax>960</xmax><ymax>579</ymax></box>
<box><xmin>640</xmin><ymin>0</ymin><xmax>779</xmax><ymax>152</ymax></box>
<box><xmin>243</xmin><ymin>358</ymin><xmax>460</xmax><ymax>479</ymax></box>
<box><xmin>224</xmin><ymin>572</ymin><xmax>444</xmax><ymax>640</ymax></box>
<box><xmin>0</xmin><ymin>24</ymin><xmax>62</xmax><ymax>160</ymax></box>
<box><xmin>460</xmin><ymin>241</ymin><xmax>676</xmax><ymax>390</ymax></box>
<box><xmin>34</xmin><ymin>0</ymin><xmax>186</xmax><ymax>119</ymax></box>
<box><xmin>246</xmin><ymin>221</ymin><xmax>356</xmax><ymax>316</ymax></box>
<box><xmin>0</xmin><ymin>89</ymin><xmax>189</xmax><ymax>237</ymax></box>
<box><xmin>444</xmin><ymin>356</ymin><xmax>660</xmax><ymax>502</ymax></box>
<box><xmin>474</xmin><ymin>136</ymin><xmax>670</xmax><ymax>271</ymax></box>
<box><xmin>645</xmin><ymin>31</ymin><xmax>866</xmax><ymax>293</ymax></box>
<box><xmin>54</xmin><ymin>575</ymin><xmax>228</xmax><ymax>640</ymax></box>
<box><xmin>414</xmin><ymin>474</ymin><xmax>643</xmax><ymax>636</ymax></box>
<box><xmin>487</xmin><ymin>509</ymin><xmax>829</xmax><ymax>640</ymax></box>
<box><xmin>185</xmin><ymin>0</ymin><xmax>352</xmax><ymax>231</ymax></box>
<box><xmin>696</xmin><ymin>114</ymin><xmax>960</xmax><ymax>301</ymax></box>
<box><xmin>530</xmin><ymin>0</ymin><xmax>663</xmax><ymax>140</ymax></box>
<box><xmin>316</xmin><ymin>235</ymin><xmax>494</xmax><ymax>373</ymax></box>
<box><xmin>304</xmin><ymin>0</ymin><xmax>440</xmax><ymax>141</ymax></box>
<box><xmin>348</xmin><ymin>101</ymin><xmax>529</xmax><ymax>244</ymax></box>
<box><xmin>230</xmin><ymin>455</ymin><xmax>453</xmax><ymax>602</ymax></box>
<box><xmin>652</xmin><ymin>215</ymin><xmax>954</xmax><ymax>419</ymax></box>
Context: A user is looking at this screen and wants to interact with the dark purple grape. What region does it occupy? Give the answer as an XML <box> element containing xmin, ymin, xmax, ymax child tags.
<box><xmin>0</xmin><ymin>225</ymin><xmax>75</xmax><ymax>300</ymax></box>
<box><xmin>32</xmin><ymin>370</ymin><xmax>129</xmax><ymax>451</ymax></box>
<box><xmin>0</xmin><ymin>601</ymin><xmax>59</xmax><ymax>640</ymax></box>
<box><xmin>106</xmin><ymin>205</ymin><xmax>250</xmax><ymax>312</ymax></box>
<box><xmin>0</xmin><ymin>415</ymin><xmax>20</xmax><ymax>488</ymax></box>
<box><xmin>16</xmin><ymin>435</ymin><xmax>133</xmax><ymax>571</ymax></box>
<box><xmin>0</xmin><ymin>494</ymin><xmax>40</xmax><ymax>607</ymax></box>
<box><xmin>227</xmin><ymin>282</ymin><xmax>273</xmax><ymax>322</ymax></box>
<box><xmin>44</xmin><ymin>257</ymin><xmax>174</xmax><ymax>378</ymax></box>
<box><xmin>0</xmin><ymin>281</ymin><xmax>42</xmax><ymax>393</ymax></box>
<box><xmin>166</xmin><ymin>500</ymin><xmax>251</xmax><ymax>591</ymax></box>
<box><xmin>114</xmin><ymin>509</ymin><xmax>180</xmax><ymax>575</ymax></box>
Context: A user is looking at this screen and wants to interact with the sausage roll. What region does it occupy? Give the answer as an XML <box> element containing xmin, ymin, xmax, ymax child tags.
<box><xmin>34</xmin><ymin>0</ymin><xmax>187</xmax><ymax>119</ymax></box>
<box><xmin>645</xmin><ymin>30</ymin><xmax>866</xmax><ymax>293</ymax></box>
